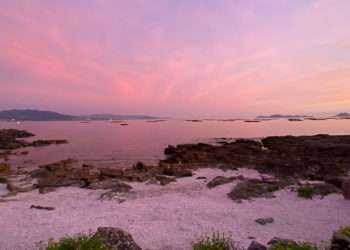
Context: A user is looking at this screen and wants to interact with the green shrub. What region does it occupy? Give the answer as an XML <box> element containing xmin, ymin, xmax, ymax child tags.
<box><xmin>40</xmin><ymin>233</ymin><xmax>112</xmax><ymax>250</ymax></box>
<box><xmin>297</xmin><ymin>186</ymin><xmax>314</xmax><ymax>199</ymax></box>
<box><xmin>192</xmin><ymin>232</ymin><xmax>241</xmax><ymax>250</ymax></box>
<box><xmin>268</xmin><ymin>242</ymin><xmax>318</xmax><ymax>250</ymax></box>
<box><xmin>340</xmin><ymin>226</ymin><xmax>350</xmax><ymax>237</ymax></box>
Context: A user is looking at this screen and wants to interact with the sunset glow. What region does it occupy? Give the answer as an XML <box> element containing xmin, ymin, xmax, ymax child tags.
<box><xmin>1</xmin><ymin>0</ymin><xmax>350</xmax><ymax>117</ymax></box>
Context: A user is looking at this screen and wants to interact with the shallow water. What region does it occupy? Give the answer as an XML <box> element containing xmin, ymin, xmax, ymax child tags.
<box><xmin>1</xmin><ymin>119</ymin><xmax>350</xmax><ymax>169</ymax></box>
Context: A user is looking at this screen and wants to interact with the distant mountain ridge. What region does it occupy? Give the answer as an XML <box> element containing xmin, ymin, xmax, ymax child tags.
<box><xmin>0</xmin><ymin>109</ymin><xmax>74</xmax><ymax>121</ymax></box>
<box><xmin>0</xmin><ymin>109</ymin><xmax>159</xmax><ymax>121</ymax></box>
<box><xmin>336</xmin><ymin>112</ymin><xmax>350</xmax><ymax>117</ymax></box>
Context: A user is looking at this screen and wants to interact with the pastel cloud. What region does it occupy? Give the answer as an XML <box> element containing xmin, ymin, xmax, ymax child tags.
<box><xmin>0</xmin><ymin>0</ymin><xmax>349</xmax><ymax>117</ymax></box>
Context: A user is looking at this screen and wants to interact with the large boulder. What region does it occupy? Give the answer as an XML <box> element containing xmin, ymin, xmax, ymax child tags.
<box><xmin>343</xmin><ymin>178</ymin><xmax>350</xmax><ymax>199</ymax></box>
<box><xmin>207</xmin><ymin>176</ymin><xmax>235</xmax><ymax>189</ymax></box>
<box><xmin>228</xmin><ymin>179</ymin><xmax>282</xmax><ymax>202</ymax></box>
<box><xmin>93</xmin><ymin>227</ymin><xmax>142</xmax><ymax>250</ymax></box>
<box><xmin>247</xmin><ymin>241</ymin><xmax>267</xmax><ymax>250</ymax></box>
<box><xmin>331</xmin><ymin>228</ymin><xmax>350</xmax><ymax>250</ymax></box>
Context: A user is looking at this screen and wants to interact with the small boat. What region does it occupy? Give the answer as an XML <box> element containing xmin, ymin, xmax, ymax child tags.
<box><xmin>120</xmin><ymin>123</ymin><xmax>128</xmax><ymax>126</ymax></box>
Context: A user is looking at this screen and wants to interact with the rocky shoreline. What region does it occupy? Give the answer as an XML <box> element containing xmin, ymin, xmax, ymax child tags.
<box><xmin>0</xmin><ymin>129</ymin><xmax>350</xmax><ymax>249</ymax></box>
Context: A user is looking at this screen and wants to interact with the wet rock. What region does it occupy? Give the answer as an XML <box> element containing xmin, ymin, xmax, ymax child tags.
<box><xmin>0</xmin><ymin>163</ymin><xmax>11</xmax><ymax>176</ymax></box>
<box><xmin>331</xmin><ymin>229</ymin><xmax>350</xmax><ymax>250</ymax></box>
<box><xmin>93</xmin><ymin>227</ymin><xmax>142</xmax><ymax>250</ymax></box>
<box><xmin>228</xmin><ymin>179</ymin><xmax>282</xmax><ymax>201</ymax></box>
<box><xmin>156</xmin><ymin>175</ymin><xmax>176</xmax><ymax>186</ymax></box>
<box><xmin>343</xmin><ymin>178</ymin><xmax>350</xmax><ymax>199</ymax></box>
<box><xmin>30</xmin><ymin>205</ymin><xmax>55</xmax><ymax>211</ymax></box>
<box><xmin>255</xmin><ymin>217</ymin><xmax>274</xmax><ymax>225</ymax></box>
<box><xmin>247</xmin><ymin>241</ymin><xmax>267</xmax><ymax>250</ymax></box>
<box><xmin>207</xmin><ymin>176</ymin><xmax>235</xmax><ymax>189</ymax></box>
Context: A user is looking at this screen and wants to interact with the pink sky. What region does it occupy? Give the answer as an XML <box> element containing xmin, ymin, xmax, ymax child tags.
<box><xmin>0</xmin><ymin>0</ymin><xmax>349</xmax><ymax>118</ymax></box>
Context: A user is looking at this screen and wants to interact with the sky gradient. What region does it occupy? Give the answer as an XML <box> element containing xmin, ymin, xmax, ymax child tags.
<box><xmin>1</xmin><ymin>0</ymin><xmax>350</xmax><ymax>118</ymax></box>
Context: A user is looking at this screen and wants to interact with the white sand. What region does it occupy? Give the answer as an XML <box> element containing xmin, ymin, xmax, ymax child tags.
<box><xmin>0</xmin><ymin>168</ymin><xmax>349</xmax><ymax>250</ymax></box>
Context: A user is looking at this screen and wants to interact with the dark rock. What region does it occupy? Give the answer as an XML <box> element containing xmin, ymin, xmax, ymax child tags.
<box><xmin>132</xmin><ymin>162</ymin><xmax>147</xmax><ymax>172</ymax></box>
<box><xmin>161</xmin><ymin>165</ymin><xmax>193</xmax><ymax>178</ymax></box>
<box><xmin>88</xmin><ymin>179</ymin><xmax>132</xmax><ymax>192</ymax></box>
<box><xmin>32</xmin><ymin>159</ymin><xmax>101</xmax><ymax>189</ymax></box>
<box><xmin>0</xmin><ymin>163</ymin><xmax>11</xmax><ymax>176</ymax></box>
<box><xmin>39</xmin><ymin>187</ymin><xmax>56</xmax><ymax>194</ymax></box>
<box><xmin>196</xmin><ymin>176</ymin><xmax>207</xmax><ymax>180</ymax></box>
<box><xmin>30</xmin><ymin>205</ymin><xmax>55</xmax><ymax>211</ymax></box>
<box><xmin>207</xmin><ymin>176</ymin><xmax>234</xmax><ymax>189</ymax></box>
<box><xmin>228</xmin><ymin>179</ymin><xmax>283</xmax><ymax>201</ymax></box>
<box><xmin>100</xmin><ymin>168</ymin><xmax>124</xmax><ymax>178</ymax></box>
<box><xmin>255</xmin><ymin>217</ymin><xmax>274</xmax><ymax>225</ymax></box>
<box><xmin>247</xmin><ymin>241</ymin><xmax>267</xmax><ymax>250</ymax></box>
<box><xmin>93</xmin><ymin>227</ymin><xmax>141</xmax><ymax>250</ymax></box>
<box><xmin>343</xmin><ymin>178</ymin><xmax>350</xmax><ymax>200</ymax></box>
<box><xmin>267</xmin><ymin>237</ymin><xmax>296</xmax><ymax>246</ymax></box>
<box><xmin>156</xmin><ymin>175</ymin><xmax>176</xmax><ymax>186</ymax></box>
<box><xmin>331</xmin><ymin>230</ymin><xmax>350</xmax><ymax>250</ymax></box>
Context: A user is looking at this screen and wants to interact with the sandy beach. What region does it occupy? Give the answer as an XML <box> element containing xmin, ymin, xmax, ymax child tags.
<box><xmin>1</xmin><ymin>168</ymin><xmax>349</xmax><ymax>250</ymax></box>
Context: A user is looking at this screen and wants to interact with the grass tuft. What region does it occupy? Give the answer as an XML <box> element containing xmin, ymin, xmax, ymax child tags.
<box><xmin>40</xmin><ymin>233</ymin><xmax>112</xmax><ymax>250</ymax></box>
<box><xmin>297</xmin><ymin>186</ymin><xmax>315</xmax><ymax>199</ymax></box>
<box><xmin>340</xmin><ymin>226</ymin><xmax>350</xmax><ymax>237</ymax></box>
<box><xmin>192</xmin><ymin>232</ymin><xmax>241</xmax><ymax>250</ymax></box>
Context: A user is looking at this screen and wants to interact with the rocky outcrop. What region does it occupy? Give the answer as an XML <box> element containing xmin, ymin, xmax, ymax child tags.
<box><xmin>0</xmin><ymin>129</ymin><xmax>34</xmax><ymax>150</ymax></box>
<box><xmin>162</xmin><ymin>135</ymin><xmax>350</xmax><ymax>180</ymax></box>
<box><xmin>93</xmin><ymin>227</ymin><xmax>142</xmax><ymax>250</ymax></box>
<box><xmin>0</xmin><ymin>129</ymin><xmax>68</xmax><ymax>151</ymax></box>
<box><xmin>207</xmin><ymin>176</ymin><xmax>235</xmax><ymax>189</ymax></box>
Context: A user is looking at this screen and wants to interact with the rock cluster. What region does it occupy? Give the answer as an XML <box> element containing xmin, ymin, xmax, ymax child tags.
<box><xmin>163</xmin><ymin>135</ymin><xmax>350</xmax><ymax>180</ymax></box>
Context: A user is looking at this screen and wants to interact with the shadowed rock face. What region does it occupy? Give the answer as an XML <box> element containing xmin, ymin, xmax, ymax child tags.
<box><xmin>162</xmin><ymin>135</ymin><xmax>350</xmax><ymax>180</ymax></box>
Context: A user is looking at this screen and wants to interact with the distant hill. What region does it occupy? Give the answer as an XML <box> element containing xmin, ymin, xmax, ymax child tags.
<box><xmin>257</xmin><ymin>114</ymin><xmax>310</xmax><ymax>119</ymax></box>
<box><xmin>336</xmin><ymin>112</ymin><xmax>350</xmax><ymax>117</ymax></box>
<box><xmin>0</xmin><ymin>109</ymin><xmax>74</xmax><ymax>121</ymax></box>
<box><xmin>0</xmin><ymin>109</ymin><xmax>160</xmax><ymax>121</ymax></box>
<box><xmin>80</xmin><ymin>114</ymin><xmax>159</xmax><ymax>120</ymax></box>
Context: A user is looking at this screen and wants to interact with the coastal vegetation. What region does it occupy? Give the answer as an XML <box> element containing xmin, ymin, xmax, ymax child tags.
<box><xmin>192</xmin><ymin>233</ymin><xmax>241</xmax><ymax>250</ymax></box>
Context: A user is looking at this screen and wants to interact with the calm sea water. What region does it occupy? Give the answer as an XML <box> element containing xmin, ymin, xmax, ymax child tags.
<box><xmin>1</xmin><ymin>119</ymin><xmax>350</xmax><ymax>169</ymax></box>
